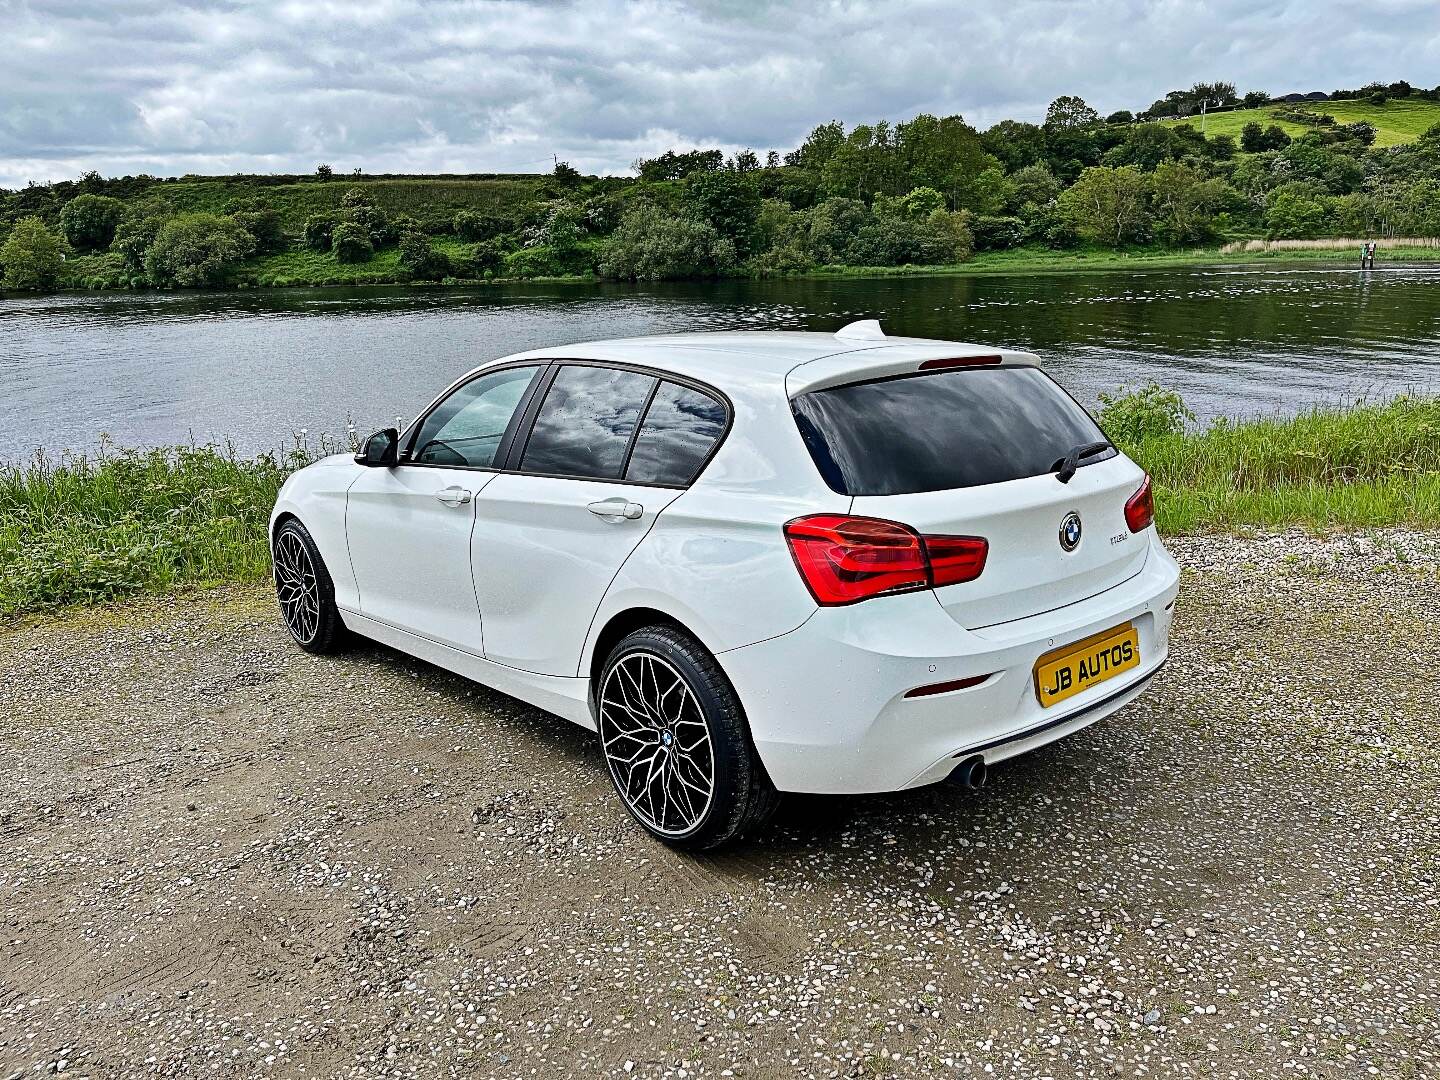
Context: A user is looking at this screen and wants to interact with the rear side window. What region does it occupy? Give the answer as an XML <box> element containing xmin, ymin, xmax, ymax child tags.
<box><xmin>792</xmin><ymin>366</ymin><xmax>1113</xmax><ymax>496</ymax></box>
<box><xmin>520</xmin><ymin>364</ymin><xmax>656</xmax><ymax>479</ymax></box>
<box><xmin>625</xmin><ymin>382</ymin><xmax>727</xmax><ymax>486</ymax></box>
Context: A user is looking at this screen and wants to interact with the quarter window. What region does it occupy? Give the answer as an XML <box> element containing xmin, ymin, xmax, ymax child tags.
<box><xmin>410</xmin><ymin>365</ymin><xmax>539</xmax><ymax>468</ymax></box>
<box><xmin>625</xmin><ymin>382</ymin><xmax>727</xmax><ymax>486</ymax></box>
<box><xmin>520</xmin><ymin>365</ymin><xmax>657</xmax><ymax>479</ymax></box>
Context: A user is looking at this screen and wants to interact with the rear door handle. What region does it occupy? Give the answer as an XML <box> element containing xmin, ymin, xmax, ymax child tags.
<box><xmin>435</xmin><ymin>485</ymin><xmax>472</xmax><ymax>507</ymax></box>
<box><xmin>587</xmin><ymin>497</ymin><xmax>643</xmax><ymax>520</ymax></box>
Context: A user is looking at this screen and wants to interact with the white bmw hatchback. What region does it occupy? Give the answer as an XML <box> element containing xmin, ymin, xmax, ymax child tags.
<box><xmin>270</xmin><ymin>322</ymin><xmax>1179</xmax><ymax>848</ymax></box>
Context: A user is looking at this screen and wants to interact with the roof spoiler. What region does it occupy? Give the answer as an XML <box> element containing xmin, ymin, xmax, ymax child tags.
<box><xmin>834</xmin><ymin>319</ymin><xmax>885</xmax><ymax>342</ymax></box>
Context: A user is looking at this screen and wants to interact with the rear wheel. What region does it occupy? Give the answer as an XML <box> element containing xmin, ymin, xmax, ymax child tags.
<box><xmin>596</xmin><ymin>626</ymin><xmax>779</xmax><ymax>849</ymax></box>
<box><xmin>272</xmin><ymin>518</ymin><xmax>347</xmax><ymax>654</ymax></box>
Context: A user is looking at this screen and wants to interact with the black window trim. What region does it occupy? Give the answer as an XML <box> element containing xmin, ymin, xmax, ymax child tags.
<box><xmin>398</xmin><ymin>357</ymin><xmax>733</xmax><ymax>491</ymax></box>
<box><xmin>790</xmin><ymin>363</ymin><xmax>1118</xmax><ymax>496</ymax></box>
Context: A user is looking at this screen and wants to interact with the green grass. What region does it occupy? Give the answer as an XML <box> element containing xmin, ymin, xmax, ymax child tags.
<box><xmin>129</xmin><ymin>176</ymin><xmax>550</xmax><ymax>230</ymax></box>
<box><xmin>1159</xmin><ymin>97</ymin><xmax>1440</xmax><ymax>147</ymax></box>
<box><xmin>2</xmin><ymin>398</ymin><xmax>1437</xmax><ymax>616</ymax></box>
<box><xmin>0</xmin><ymin>441</ymin><xmax>327</xmax><ymax>616</ymax></box>
<box><xmin>1125</xmin><ymin>396</ymin><xmax>1440</xmax><ymax>533</ymax></box>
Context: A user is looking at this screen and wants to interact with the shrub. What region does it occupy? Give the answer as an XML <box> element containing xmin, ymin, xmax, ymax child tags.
<box><xmin>598</xmin><ymin>204</ymin><xmax>737</xmax><ymax>280</ymax></box>
<box><xmin>0</xmin><ymin>217</ymin><xmax>65</xmax><ymax>291</ymax></box>
<box><xmin>452</xmin><ymin>240</ymin><xmax>504</xmax><ymax>278</ymax></box>
<box><xmin>970</xmin><ymin>215</ymin><xmax>1026</xmax><ymax>251</ymax></box>
<box><xmin>302</xmin><ymin>214</ymin><xmax>337</xmax><ymax>251</ymax></box>
<box><xmin>143</xmin><ymin>214</ymin><xmax>257</xmax><ymax>287</ymax></box>
<box><xmin>58</xmin><ymin>194</ymin><xmax>126</xmax><ymax>252</ymax></box>
<box><xmin>329</xmin><ymin>221</ymin><xmax>374</xmax><ymax>263</ymax></box>
<box><xmin>231</xmin><ymin>207</ymin><xmax>286</xmax><ymax>254</ymax></box>
<box><xmin>452</xmin><ymin>210</ymin><xmax>509</xmax><ymax>242</ymax></box>
<box><xmin>113</xmin><ymin>215</ymin><xmax>162</xmax><ymax>277</ymax></box>
<box><xmin>1097</xmin><ymin>383</ymin><xmax>1195</xmax><ymax>447</ymax></box>
<box><xmin>397</xmin><ymin>231</ymin><xmax>450</xmax><ymax>280</ymax></box>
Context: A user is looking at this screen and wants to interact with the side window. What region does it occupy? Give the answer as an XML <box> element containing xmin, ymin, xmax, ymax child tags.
<box><xmin>519</xmin><ymin>364</ymin><xmax>657</xmax><ymax>479</ymax></box>
<box><xmin>625</xmin><ymin>381</ymin><xmax>727</xmax><ymax>486</ymax></box>
<box><xmin>410</xmin><ymin>365</ymin><xmax>539</xmax><ymax>468</ymax></box>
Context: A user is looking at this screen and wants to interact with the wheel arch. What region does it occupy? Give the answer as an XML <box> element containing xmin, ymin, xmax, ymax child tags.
<box><xmin>587</xmin><ymin>606</ymin><xmax>697</xmax><ymax>703</ymax></box>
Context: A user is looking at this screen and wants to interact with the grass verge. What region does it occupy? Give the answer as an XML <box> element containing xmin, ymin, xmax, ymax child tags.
<box><xmin>2</xmin><ymin>398</ymin><xmax>1437</xmax><ymax>616</ymax></box>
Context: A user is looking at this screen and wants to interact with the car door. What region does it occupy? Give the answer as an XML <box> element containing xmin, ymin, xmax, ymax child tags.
<box><xmin>345</xmin><ymin>363</ymin><xmax>543</xmax><ymax>652</ymax></box>
<box><xmin>471</xmin><ymin>362</ymin><xmax>729</xmax><ymax>676</ymax></box>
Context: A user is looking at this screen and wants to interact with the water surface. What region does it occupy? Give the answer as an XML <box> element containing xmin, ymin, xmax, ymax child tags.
<box><xmin>2</xmin><ymin>266</ymin><xmax>1437</xmax><ymax>461</ymax></box>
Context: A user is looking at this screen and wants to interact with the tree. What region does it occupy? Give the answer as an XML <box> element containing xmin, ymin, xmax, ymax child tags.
<box><xmin>553</xmin><ymin>160</ymin><xmax>582</xmax><ymax>188</ymax></box>
<box><xmin>1007</xmin><ymin>163</ymin><xmax>1063</xmax><ymax>209</ymax></box>
<box><xmin>302</xmin><ymin>213</ymin><xmax>337</xmax><ymax>251</ymax></box>
<box><xmin>1242</xmin><ymin>90</ymin><xmax>1271</xmax><ymax>109</ymax></box>
<box><xmin>894</xmin><ymin>113</ymin><xmax>996</xmax><ymax>210</ymax></box>
<box><xmin>143</xmin><ymin>213</ymin><xmax>257</xmax><ymax>286</ymax></box>
<box><xmin>634</xmin><ymin>149</ymin><xmax>724</xmax><ymax>181</ymax></box>
<box><xmin>731</xmin><ymin>149</ymin><xmax>761</xmax><ymax>173</ymax></box>
<box><xmin>316</xmin><ymin>164</ymin><xmax>333</xmax><ymax>181</ymax></box>
<box><xmin>231</xmin><ymin>206</ymin><xmax>285</xmax><ymax>254</ymax></box>
<box><xmin>58</xmin><ymin>194</ymin><xmax>125</xmax><ymax>251</ymax></box>
<box><xmin>1264</xmin><ymin>186</ymin><xmax>1329</xmax><ymax>238</ymax></box>
<box><xmin>113</xmin><ymin>215</ymin><xmax>162</xmax><ymax>274</ymax></box>
<box><xmin>598</xmin><ymin>204</ymin><xmax>736</xmax><ymax>280</ymax></box>
<box><xmin>980</xmin><ymin>120</ymin><xmax>1047</xmax><ymax>172</ymax></box>
<box><xmin>1</xmin><ymin>217</ymin><xmax>64</xmax><ymax>290</ymax></box>
<box><xmin>1150</xmin><ymin>161</ymin><xmax>1232</xmax><ymax>244</ymax></box>
<box><xmin>1056</xmin><ymin>166</ymin><xmax>1153</xmax><ymax>246</ymax></box>
<box><xmin>1241</xmin><ymin>122</ymin><xmax>1266</xmax><ymax>152</ymax></box>
<box><xmin>329</xmin><ymin>220</ymin><xmax>374</xmax><ymax>263</ymax></box>
<box><xmin>1106</xmin><ymin>110</ymin><xmax>1135</xmax><ymax>125</ymax></box>
<box><xmin>1044</xmin><ymin>95</ymin><xmax>1101</xmax><ymax>131</ymax></box>
<box><xmin>1104</xmin><ymin>124</ymin><xmax>1183</xmax><ymax>170</ymax></box>
<box><xmin>686</xmin><ymin>170</ymin><xmax>761</xmax><ymax>253</ymax></box>
<box><xmin>453</xmin><ymin>209</ymin><xmax>507</xmax><ymax>242</ymax></box>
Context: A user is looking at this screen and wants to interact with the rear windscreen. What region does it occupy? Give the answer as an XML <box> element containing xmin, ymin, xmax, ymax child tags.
<box><xmin>792</xmin><ymin>366</ymin><xmax>1113</xmax><ymax>496</ymax></box>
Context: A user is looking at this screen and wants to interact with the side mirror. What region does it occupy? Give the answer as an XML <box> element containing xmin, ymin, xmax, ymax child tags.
<box><xmin>356</xmin><ymin>428</ymin><xmax>399</xmax><ymax>467</ymax></box>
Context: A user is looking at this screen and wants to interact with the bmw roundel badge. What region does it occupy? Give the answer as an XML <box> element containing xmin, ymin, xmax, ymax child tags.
<box><xmin>1059</xmin><ymin>511</ymin><xmax>1082</xmax><ymax>552</ymax></box>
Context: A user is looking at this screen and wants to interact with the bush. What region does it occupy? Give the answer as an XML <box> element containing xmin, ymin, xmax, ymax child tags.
<box><xmin>113</xmin><ymin>215</ymin><xmax>162</xmax><ymax>277</ymax></box>
<box><xmin>598</xmin><ymin>204</ymin><xmax>737</xmax><ymax>280</ymax></box>
<box><xmin>232</xmin><ymin>207</ymin><xmax>286</xmax><ymax>254</ymax></box>
<box><xmin>452</xmin><ymin>210</ymin><xmax>509</xmax><ymax>242</ymax></box>
<box><xmin>1</xmin><ymin>217</ymin><xmax>65</xmax><ymax>291</ymax></box>
<box><xmin>397</xmin><ymin>231</ymin><xmax>450</xmax><ymax>280</ymax></box>
<box><xmin>58</xmin><ymin>194</ymin><xmax>126</xmax><ymax>252</ymax></box>
<box><xmin>329</xmin><ymin>221</ymin><xmax>374</xmax><ymax>263</ymax></box>
<box><xmin>1097</xmin><ymin>383</ymin><xmax>1195</xmax><ymax>447</ymax></box>
<box><xmin>970</xmin><ymin>214</ymin><xmax>1026</xmax><ymax>251</ymax></box>
<box><xmin>451</xmin><ymin>240</ymin><xmax>504</xmax><ymax>278</ymax></box>
<box><xmin>143</xmin><ymin>214</ymin><xmax>257</xmax><ymax>287</ymax></box>
<box><xmin>302</xmin><ymin>214</ymin><xmax>337</xmax><ymax>251</ymax></box>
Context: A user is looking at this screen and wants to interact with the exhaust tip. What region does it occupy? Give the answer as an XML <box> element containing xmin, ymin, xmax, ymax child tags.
<box><xmin>948</xmin><ymin>754</ymin><xmax>988</xmax><ymax>792</ymax></box>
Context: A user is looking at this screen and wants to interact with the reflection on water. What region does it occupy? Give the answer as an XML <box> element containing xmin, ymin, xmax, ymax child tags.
<box><xmin>1</xmin><ymin>266</ymin><xmax>1437</xmax><ymax>460</ymax></box>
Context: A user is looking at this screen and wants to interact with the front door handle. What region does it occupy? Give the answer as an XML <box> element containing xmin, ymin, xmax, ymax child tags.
<box><xmin>435</xmin><ymin>485</ymin><xmax>472</xmax><ymax>507</ymax></box>
<box><xmin>587</xmin><ymin>497</ymin><xmax>643</xmax><ymax>520</ymax></box>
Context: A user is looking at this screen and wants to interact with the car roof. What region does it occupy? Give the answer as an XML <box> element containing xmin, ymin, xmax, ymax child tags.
<box><xmin>499</xmin><ymin>329</ymin><xmax>1041</xmax><ymax>398</ymax></box>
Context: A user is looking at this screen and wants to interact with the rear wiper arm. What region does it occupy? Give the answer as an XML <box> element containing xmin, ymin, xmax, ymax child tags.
<box><xmin>1051</xmin><ymin>440</ymin><xmax>1113</xmax><ymax>484</ymax></box>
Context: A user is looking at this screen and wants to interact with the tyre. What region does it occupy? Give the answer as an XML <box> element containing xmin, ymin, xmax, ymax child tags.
<box><xmin>272</xmin><ymin>518</ymin><xmax>347</xmax><ymax>654</ymax></box>
<box><xmin>596</xmin><ymin>625</ymin><xmax>780</xmax><ymax>849</ymax></box>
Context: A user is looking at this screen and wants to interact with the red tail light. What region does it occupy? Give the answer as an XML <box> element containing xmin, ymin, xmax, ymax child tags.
<box><xmin>1125</xmin><ymin>475</ymin><xmax>1155</xmax><ymax>533</ymax></box>
<box><xmin>918</xmin><ymin>354</ymin><xmax>1003</xmax><ymax>370</ymax></box>
<box><xmin>784</xmin><ymin>515</ymin><xmax>987</xmax><ymax>606</ymax></box>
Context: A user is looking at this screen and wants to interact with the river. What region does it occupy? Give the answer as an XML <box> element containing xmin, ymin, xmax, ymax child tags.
<box><xmin>2</xmin><ymin>265</ymin><xmax>1437</xmax><ymax>462</ymax></box>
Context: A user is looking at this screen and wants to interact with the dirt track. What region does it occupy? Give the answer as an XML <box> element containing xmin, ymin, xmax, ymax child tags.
<box><xmin>1</xmin><ymin>531</ymin><xmax>1438</xmax><ymax>1078</ymax></box>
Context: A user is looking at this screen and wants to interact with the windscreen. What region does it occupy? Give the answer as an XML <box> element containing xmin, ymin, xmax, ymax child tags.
<box><xmin>792</xmin><ymin>366</ymin><xmax>1113</xmax><ymax>496</ymax></box>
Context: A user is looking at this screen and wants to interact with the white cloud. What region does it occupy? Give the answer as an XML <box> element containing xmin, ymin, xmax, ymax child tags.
<box><xmin>1</xmin><ymin>0</ymin><xmax>1437</xmax><ymax>187</ymax></box>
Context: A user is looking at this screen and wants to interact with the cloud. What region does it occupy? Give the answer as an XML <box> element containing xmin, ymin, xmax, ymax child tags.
<box><xmin>1</xmin><ymin>0</ymin><xmax>1437</xmax><ymax>187</ymax></box>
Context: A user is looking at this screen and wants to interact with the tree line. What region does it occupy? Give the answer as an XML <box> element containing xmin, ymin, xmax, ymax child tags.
<box><xmin>4</xmin><ymin>80</ymin><xmax>1440</xmax><ymax>289</ymax></box>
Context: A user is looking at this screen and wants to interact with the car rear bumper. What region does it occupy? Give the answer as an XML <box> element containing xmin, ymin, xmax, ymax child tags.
<box><xmin>718</xmin><ymin>533</ymin><xmax>1180</xmax><ymax>794</ymax></box>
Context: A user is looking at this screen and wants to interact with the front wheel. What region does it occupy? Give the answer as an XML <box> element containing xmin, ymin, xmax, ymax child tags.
<box><xmin>596</xmin><ymin>626</ymin><xmax>779</xmax><ymax>849</ymax></box>
<box><xmin>272</xmin><ymin>518</ymin><xmax>347</xmax><ymax>654</ymax></box>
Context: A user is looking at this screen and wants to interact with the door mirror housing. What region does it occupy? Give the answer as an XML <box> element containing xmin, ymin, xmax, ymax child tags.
<box><xmin>356</xmin><ymin>428</ymin><xmax>399</xmax><ymax>467</ymax></box>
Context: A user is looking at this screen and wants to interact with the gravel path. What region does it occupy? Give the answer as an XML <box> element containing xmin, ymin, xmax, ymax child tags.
<box><xmin>1</xmin><ymin>531</ymin><xmax>1437</xmax><ymax>1079</ymax></box>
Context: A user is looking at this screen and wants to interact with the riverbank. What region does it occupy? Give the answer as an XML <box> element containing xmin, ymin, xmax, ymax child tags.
<box><xmin>42</xmin><ymin>241</ymin><xmax>1440</xmax><ymax>293</ymax></box>
<box><xmin>1</xmin><ymin>529</ymin><xmax>1435</xmax><ymax>1077</ymax></box>
<box><xmin>3</xmin><ymin>396</ymin><xmax>1438</xmax><ymax>617</ymax></box>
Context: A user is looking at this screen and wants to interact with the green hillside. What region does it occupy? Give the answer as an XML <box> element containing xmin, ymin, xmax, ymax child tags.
<box><xmin>1161</xmin><ymin>97</ymin><xmax>1440</xmax><ymax>147</ymax></box>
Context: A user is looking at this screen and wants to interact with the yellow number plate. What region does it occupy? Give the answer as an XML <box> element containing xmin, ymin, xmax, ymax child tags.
<box><xmin>1034</xmin><ymin>624</ymin><xmax>1140</xmax><ymax>708</ymax></box>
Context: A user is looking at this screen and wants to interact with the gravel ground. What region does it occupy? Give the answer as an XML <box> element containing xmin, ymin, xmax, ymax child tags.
<box><xmin>1</xmin><ymin>530</ymin><xmax>1437</xmax><ymax>1079</ymax></box>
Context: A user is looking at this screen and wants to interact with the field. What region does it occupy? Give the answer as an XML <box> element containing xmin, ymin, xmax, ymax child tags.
<box><xmin>119</xmin><ymin>176</ymin><xmax>552</xmax><ymax>230</ymax></box>
<box><xmin>1160</xmin><ymin>96</ymin><xmax>1440</xmax><ymax>147</ymax></box>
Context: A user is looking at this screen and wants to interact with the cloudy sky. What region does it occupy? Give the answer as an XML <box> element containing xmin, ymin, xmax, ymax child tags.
<box><xmin>2</xmin><ymin>0</ymin><xmax>1438</xmax><ymax>188</ymax></box>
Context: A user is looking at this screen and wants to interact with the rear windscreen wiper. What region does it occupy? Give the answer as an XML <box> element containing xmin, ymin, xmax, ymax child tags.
<box><xmin>1051</xmin><ymin>440</ymin><xmax>1113</xmax><ymax>484</ymax></box>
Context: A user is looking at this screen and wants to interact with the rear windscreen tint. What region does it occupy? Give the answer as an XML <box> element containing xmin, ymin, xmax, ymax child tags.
<box><xmin>792</xmin><ymin>366</ymin><xmax>1113</xmax><ymax>496</ymax></box>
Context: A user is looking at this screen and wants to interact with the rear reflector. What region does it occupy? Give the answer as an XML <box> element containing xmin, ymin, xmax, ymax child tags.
<box><xmin>784</xmin><ymin>515</ymin><xmax>987</xmax><ymax>606</ymax></box>
<box><xmin>904</xmin><ymin>673</ymin><xmax>992</xmax><ymax>699</ymax></box>
<box><xmin>1125</xmin><ymin>475</ymin><xmax>1155</xmax><ymax>533</ymax></box>
<box><xmin>918</xmin><ymin>355</ymin><xmax>1003</xmax><ymax>370</ymax></box>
